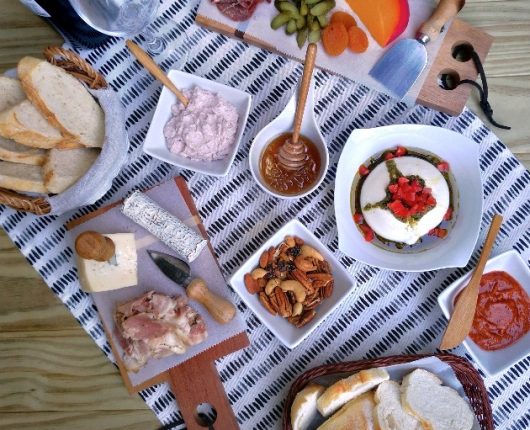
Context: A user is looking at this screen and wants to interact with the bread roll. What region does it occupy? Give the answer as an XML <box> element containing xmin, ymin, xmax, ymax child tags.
<box><xmin>0</xmin><ymin>136</ymin><xmax>46</xmax><ymax>165</ymax></box>
<box><xmin>317</xmin><ymin>391</ymin><xmax>380</xmax><ymax>430</ymax></box>
<box><xmin>0</xmin><ymin>160</ymin><xmax>46</xmax><ymax>193</ymax></box>
<box><xmin>374</xmin><ymin>380</ymin><xmax>422</xmax><ymax>430</ymax></box>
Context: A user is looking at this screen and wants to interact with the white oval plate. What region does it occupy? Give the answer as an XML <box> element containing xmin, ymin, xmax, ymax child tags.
<box><xmin>335</xmin><ymin>124</ymin><xmax>483</xmax><ymax>272</ymax></box>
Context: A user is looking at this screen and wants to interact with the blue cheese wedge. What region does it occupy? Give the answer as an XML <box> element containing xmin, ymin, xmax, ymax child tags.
<box><xmin>77</xmin><ymin>233</ymin><xmax>138</xmax><ymax>292</ymax></box>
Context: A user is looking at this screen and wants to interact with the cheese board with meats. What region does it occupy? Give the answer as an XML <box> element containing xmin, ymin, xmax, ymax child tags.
<box><xmin>196</xmin><ymin>0</ymin><xmax>492</xmax><ymax>115</ymax></box>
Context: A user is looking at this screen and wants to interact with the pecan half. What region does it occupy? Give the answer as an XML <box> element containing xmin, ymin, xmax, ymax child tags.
<box><xmin>291</xmin><ymin>269</ymin><xmax>313</xmax><ymax>292</ymax></box>
<box><xmin>323</xmin><ymin>280</ymin><xmax>334</xmax><ymax>298</ymax></box>
<box><xmin>294</xmin><ymin>255</ymin><xmax>317</xmax><ymax>272</ymax></box>
<box><xmin>259</xmin><ymin>251</ymin><xmax>269</xmax><ymax>269</ymax></box>
<box><xmin>295</xmin><ymin>309</ymin><xmax>316</xmax><ymax>328</ymax></box>
<box><xmin>267</xmin><ymin>246</ymin><xmax>276</xmax><ymax>265</ymax></box>
<box><xmin>294</xmin><ymin>236</ymin><xmax>304</xmax><ymax>246</ymax></box>
<box><xmin>307</xmin><ymin>273</ymin><xmax>333</xmax><ymax>283</ymax></box>
<box><xmin>274</xmin><ymin>288</ymin><xmax>292</xmax><ymax>318</ymax></box>
<box><xmin>304</xmin><ymin>295</ymin><xmax>322</xmax><ymax>310</ymax></box>
<box><xmin>259</xmin><ymin>292</ymin><xmax>277</xmax><ymax>315</ymax></box>
<box><xmin>317</xmin><ymin>260</ymin><xmax>332</xmax><ymax>274</ymax></box>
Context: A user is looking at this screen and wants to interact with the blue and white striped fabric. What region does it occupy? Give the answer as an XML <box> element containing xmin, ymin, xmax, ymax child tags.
<box><xmin>2</xmin><ymin>1</ymin><xmax>530</xmax><ymax>429</ymax></box>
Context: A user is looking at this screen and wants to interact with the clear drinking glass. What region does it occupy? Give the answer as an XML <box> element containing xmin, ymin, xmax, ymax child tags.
<box><xmin>68</xmin><ymin>0</ymin><xmax>166</xmax><ymax>54</ymax></box>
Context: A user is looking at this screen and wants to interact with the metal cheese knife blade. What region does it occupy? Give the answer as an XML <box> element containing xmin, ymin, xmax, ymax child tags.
<box><xmin>147</xmin><ymin>249</ymin><xmax>191</xmax><ymax>287</ymax></box>
<box><xmin>369</xmin><ymin>0</ymin><xmax>464</xmax><ymax>99</ymax></box>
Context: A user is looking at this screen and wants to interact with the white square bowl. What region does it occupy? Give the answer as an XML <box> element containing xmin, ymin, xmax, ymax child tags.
<box><xmin>229</xmin><ymin>219</ymin><xmax>356</xmax><ymax>349</ymax></box>
<box><xmin>335</xmin><ymin>124</ymin><xmax>483</xmax><ymax>272</ymax></box>
<box><xmin>143</xmin><ymin>69</ymin><xmax>252</xmax><ymax>177</ymax></box>
<box><xmin>438</xmin><ymin>250</ymin><xmax>530</xmax><ymax>377</ymax></box>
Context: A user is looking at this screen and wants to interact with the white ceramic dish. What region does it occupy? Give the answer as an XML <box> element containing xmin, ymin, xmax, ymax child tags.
<box><xmin>248</xmin><ymin>79</ymin><xmax>329</xmax><ymax>199</ymax></box>
<box><xmin>335</xmin><ymin>124</ymin><xmax>483</xmax><ymax>272</ymax></box>
<box><xmin>438</xmin><ymin>250</ymin><xmax>530</xmax><ymax>377</ymax></box>
<box><xmin>143</xmin><ymin>69</ymin><xmax>252</xmax><ymax>177</ymax></box>
<box><xmin>229</xmin><ymin>219</ymin><xmax>355</xmax><ymax>348</ymax></box>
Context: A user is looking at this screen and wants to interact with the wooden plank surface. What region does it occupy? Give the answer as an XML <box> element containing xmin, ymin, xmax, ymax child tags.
<box><xmin>0</xmin><ymin>0</ymin><xmax>529</xmax><ymax>429</ymax></box>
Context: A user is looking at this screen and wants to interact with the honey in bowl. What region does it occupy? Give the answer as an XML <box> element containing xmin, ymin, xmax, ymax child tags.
<box><xmin>259</xmin><ymin>132</ymin><xmax>321</xmax><ymax>196</ymax></box>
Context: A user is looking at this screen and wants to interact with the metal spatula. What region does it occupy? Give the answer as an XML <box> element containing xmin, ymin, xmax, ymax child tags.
<box><xmin>370</xmin><ymin>0</ymin><xmax>465</xmax><ymax>99</ymax></box>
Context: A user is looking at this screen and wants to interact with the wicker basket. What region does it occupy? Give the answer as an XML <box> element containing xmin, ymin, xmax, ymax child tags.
<box><xmin>0</xmin><ymin>46</ymin><xmax>107</xmax><ymax>215</ymax></box>
<box><xmin>282</xmin><ymin>353</ymin><xmax>494</xmax><ymax>430</ymax></box>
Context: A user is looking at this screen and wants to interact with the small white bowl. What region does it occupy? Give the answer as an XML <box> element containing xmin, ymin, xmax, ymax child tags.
<box><xmin>438</xmin><ymin>250</ymin><xmax>530</xmax><ymax>377</ymax></box>
<box><xmin>229</xmin><ymin>219</ymin><xmax>355</xmax><ymax>348</ymax></box>
<box><xmin>249</xmin><ymin>80</ymin><xmax>329</xmax><ymax>199</ymax></box>
<box><xmin>143</xmin><ymin>69</ymin><xmax>252</xmax><ymax>177</ymax></box>
<box><xmin>334</xmin><ymin>124</ymin><xmax>483</xmax><ymax>272</ymax></box>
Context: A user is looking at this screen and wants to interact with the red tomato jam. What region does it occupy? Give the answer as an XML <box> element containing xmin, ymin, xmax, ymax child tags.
<box><xmin>466</xmin><ymin>271</ymin><xmax>530</xmax><ymax>351</ymax></box>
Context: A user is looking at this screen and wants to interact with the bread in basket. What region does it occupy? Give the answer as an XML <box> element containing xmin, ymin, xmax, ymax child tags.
<box><xmin>0</xmin><ymin>47</ymin><xmax>127</xmax><ymax>215</ymax></box>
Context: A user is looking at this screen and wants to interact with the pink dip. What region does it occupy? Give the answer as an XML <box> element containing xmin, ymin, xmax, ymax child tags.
<box><xmin>163</xmin><ymin>86</ymin><xmax>239</xmax><ymax>161</ymax></box>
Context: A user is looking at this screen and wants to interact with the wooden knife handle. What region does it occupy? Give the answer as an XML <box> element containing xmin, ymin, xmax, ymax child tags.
<box><xmin>75</xmin><ymin>231</ymin><xmax>115</xmax><ymax>262</ymax></box>
<box><xmin>419</xmin><ymin>0</ymin><xmax>465</xmax><ymax>43</ymax></box>
<box><xmin>187</xmin><ymin>278</ymin><xmax>236</xmax><ymax>324</ymax></box>
<box><xmin>125</xmin><ymin>39</ymin><xmax>189</xmax><ymax>106</ymax></box>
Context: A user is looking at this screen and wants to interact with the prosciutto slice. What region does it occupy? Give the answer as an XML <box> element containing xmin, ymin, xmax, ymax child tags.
<box><xmin>115</xmin><ymin>291</ymin><xmax>207</xmax><ymax>372</ymax></box>
<box><xmin>212</xmin><ymin>0</ymin><xmax>267</xmax><ymax>22</ymax></box>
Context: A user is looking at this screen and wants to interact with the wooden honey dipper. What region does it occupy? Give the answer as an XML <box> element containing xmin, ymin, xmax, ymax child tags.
<box><xmin>277</xmin><ymin>43</ymin><xmax>317</xmax><ymax>171</ymax></box>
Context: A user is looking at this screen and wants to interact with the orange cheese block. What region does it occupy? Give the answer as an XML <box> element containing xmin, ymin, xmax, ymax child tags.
<box><xmin>345</xmin><ymin>0</ymin><xmax>410</xmax><ymax>47</ymax></box>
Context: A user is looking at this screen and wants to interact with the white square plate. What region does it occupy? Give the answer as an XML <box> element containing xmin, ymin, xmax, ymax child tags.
<box><xmin>438</xmin><ymin>250</ymin><xmax>530</xmax><ymax>377</ymax></box>
<box><xmin>335</xmin><ymin>124</ymin><xmax>483</xmax><ymax>272</ymax></box>
<box><xmin>229</xmin><ymin>219</ymin><xmax>356</xmax><ymax>349</ymax></box>
<box><xmin>143</xmin><ymin>69</ymin><xmax>252</xmax><ymax>177</ymax></box>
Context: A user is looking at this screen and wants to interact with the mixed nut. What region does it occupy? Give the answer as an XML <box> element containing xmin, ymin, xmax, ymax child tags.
<box><xmin>244</xmin><ymin>235</ymin><xmax>334</xmax><ymax>327</ymax></box>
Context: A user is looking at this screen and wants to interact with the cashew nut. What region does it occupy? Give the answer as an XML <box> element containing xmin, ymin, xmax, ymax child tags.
<box><xmin>265</xmin><ymin>278</ymin><xmax>281</xmax><ymax>295</ymax></box>
<box><xmin>292</xmin><ymin>302</ymin><xmax>303</xmax><ymax>317</ymax></box>
<box><xmin>280</xmin><ymin>280</ymin><xmax>306</xmax><ymax>303</ymax></box>
<box><xmin>300</xmin><ymin>245</ymin><xmax>324</xmax><ymax>261</ymax></box>
<box><xmin>284</xmin><ymin>235</ymin><xmax>296</xmax><ymax>248</ymax></box>
<box><xmin>251</xmin><ymin>268</ymin><xmax>268</xmax><ymax>280</ymax></box>
<box><xmin>294</xmin><ymin>255</ymin><xmax>317</xmax><ymax>272</ymax></box>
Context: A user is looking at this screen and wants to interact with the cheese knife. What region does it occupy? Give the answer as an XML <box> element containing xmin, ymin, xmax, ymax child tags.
<box><xmin>148</xmin><ymin>250</ymin><xmax>236</xmax><ymax>324</ymax></box>
<box><xmin>369</xmin><ymin>0</ymin><xmax>465</xmax><ymax>99</ymax></box>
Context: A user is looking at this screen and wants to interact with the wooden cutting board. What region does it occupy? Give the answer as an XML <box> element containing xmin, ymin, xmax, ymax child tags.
<box><xmin>67</xmin><ymin>177</ymin><xmax>249</xmax><ymax>430</ymax></box>
<box><xmin>195</xmin><ymin>3</ymin><xmax>492</xmax><ymax>116</ymax></box>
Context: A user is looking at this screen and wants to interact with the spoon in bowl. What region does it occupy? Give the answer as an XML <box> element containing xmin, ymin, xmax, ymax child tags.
<box><xmin>440</xmin><ymin>214</ymin><xmax>503</xmax><ymax>350</ymax></box>
<box><xmin>277</xmin><ymin>43</ymin><xmax>317</xmax><ymax>171</ymax></box>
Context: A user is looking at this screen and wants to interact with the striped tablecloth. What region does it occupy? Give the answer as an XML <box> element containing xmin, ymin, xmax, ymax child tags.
<box><xmin>2</xmin><ymin>1</ymin><xmax>530</xmax><ymax>429</ymax></box>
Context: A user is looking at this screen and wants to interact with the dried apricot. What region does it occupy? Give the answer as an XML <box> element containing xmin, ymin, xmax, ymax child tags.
<box><xmin>322</xmin><ymin>22</ymin><xmax>349</xmax><ymax>56</ymax></box>
<box><xmin>330</xmin><ymin>11</ymin><xmax>357</xmax><ymax>30</ymax></box>
<box><xmin>347</xmin><ymin>26</ymin><xmax>369</xmax><ymax>53</ymax></box>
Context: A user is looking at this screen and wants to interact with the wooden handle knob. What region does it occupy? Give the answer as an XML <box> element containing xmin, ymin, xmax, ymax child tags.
<box><xmin>75</xmin><ymin>231</ymin><xmax>115</xmax><ymax>262</ymax></box>
<box><xmin>419</xmin><ymin>0</ymin><xmax>464</xmax><ymax>43</ymax></box>
<box><xmin>186</xmin><ymin>278</ymin><xmax>236</xmax><ymax>324</ymax></box>
<box><xmin>126</xmin><ymin>39</ymin><xmax>189</xmax><ymax>106</ymax></box>
<box><xmin>292</xmin><ymin>43</ymin><xmax>317</xmax><ymax>145</ymax></box>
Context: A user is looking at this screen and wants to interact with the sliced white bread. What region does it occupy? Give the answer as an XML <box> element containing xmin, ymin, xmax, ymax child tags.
<box><xmin>0</xmin><ymin>100</ymin><xmax>66</xmax><ymax>149</ymax></box>
<box><xmin>374</xmin><ymin>380</ymin><xmax>422</xmax><ymax>430</ymax></box>
<box><xmin>291</xmin><ymin>383</ymin><xmax>326</xmax><ymax>430</ymax></box>
<box><xmin>317</xmin><ymin>367</ymin><xmax>389</xmax><ymax>417</ymax></box>
<box><xmin>18</xmin><ymin>56</ymin><xmax>105</xmax><ymax>148</ymax></box>
<box><xmin>401</xmin><ymin>369</ymin><xmax>474</xmax><ymax>430</ymax></box>
<box><xmin>0</xmin><ymin>160</ymin><xmax>46</xmax><ymax>193</ymax></box>
<box><xmin>317</xmin><ymin>391</ymin><xmax>380</xmax><ymax>430</ymax></box>
<box><xmin>0</xmin><ymin>76</ymin><xmax>26</xmax><ymax>112</ymax></box>
<box><xmin>43</xmin><ymin>148</ymin><xmax>99</xmax><ymax>194</ymax></box>
<box><xmin>0</xmin><ymin>136</ymin><xmax>46</xmax><ymax>165</ymax></box>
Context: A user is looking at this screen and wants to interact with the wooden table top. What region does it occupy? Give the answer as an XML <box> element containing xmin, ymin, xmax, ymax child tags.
<box><xmin>0</xmin><ymin>1</ymin><xmax>528</xmax><ymax>429</ymax></box>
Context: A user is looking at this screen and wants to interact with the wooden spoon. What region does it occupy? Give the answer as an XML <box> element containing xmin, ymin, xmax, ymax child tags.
<box><xmin>126</xmin><ymin>39</ymin><xmax>189</xmax><ymax>106</ymax></box>
<box><xmin>277</xmin><ymin>43</ymin><xmax>317</xmax><ymax>171</ymax></box>
<box><xmin>439</xmin><ymin>214</ymin><xmax>503</xmax><ymax>350</ymax></box>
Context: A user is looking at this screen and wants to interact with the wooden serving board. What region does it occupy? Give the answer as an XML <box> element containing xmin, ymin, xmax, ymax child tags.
<box><xmin>67</xmin><ymin>177</ymin><xmax>249</xmax><ymax>430</ymax></box>
<box><xmin>195</xmin><ymin>2</ymin><xmax>492</xmax><ymax>116</ymax></box>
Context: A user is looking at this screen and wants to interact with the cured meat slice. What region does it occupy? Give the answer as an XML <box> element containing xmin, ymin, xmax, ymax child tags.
<box><xmin>212</xmin><ymin>0</ymin><xmax>264</xmax><ymax>22</ymax></box>
<box><xmin>115</xmin><ymin>291</ymin><xmax>208</xmax><ymax>372</ymax></box>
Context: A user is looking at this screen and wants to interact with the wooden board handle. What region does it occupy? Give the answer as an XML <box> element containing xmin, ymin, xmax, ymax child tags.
<box><xmin>169</xmin><ymin>360</ymin><xmax>239</xmax><ymax>430</ymax></box>
<box><xmin>419</xmin><ymin>0</ymin><xmax>464</xmax><ymax>42</ymax></box>
<box><xmin>126</xmin><ymin>39</ymin><xmax>189</xmax><ymax>106</ymax></box>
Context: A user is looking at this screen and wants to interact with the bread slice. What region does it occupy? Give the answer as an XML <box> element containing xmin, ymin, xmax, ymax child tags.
<box><xmin>43</xmin><ymin>148</ymin><xmax>99</xmax><ymax>194</ymax></box>
<box><xmin>317</xmin><ymin>368</ymin><xmax>389</xmax><ymax>417</ymax></box>
<box><xmin>291</xmin><ymin>383</ymin><xmax>325</xmax><ymax>430</ymax></box>
<box><xmin>0</xmin><ymin>100</ymin><xmax>66</xmax><ymax>149</ymax></box>
<box><xmin>317</xmin><ymin>391</ymin><xmax>380</xmax><ymax>430</ymax></box>
<box><xmin>0</xmin><ymin>136</ymin><xmax>46</xmax><ymax>165</ymax></box>
<box><xmin>0</xmin><ymin>77</ymin><xmax>26</xmax><ymax>112</ymax></box>
<box><xmin>18</xmin><ymin>57</ymin><xmax>105</xmax><ymax>148</ymax></box>
<box><xmin>374</xmin><ymin>380</ymin><xmax>422</xmax><ymax>430</ymax></box>
<box><xmin>0</xmin><ymin>160</ymin><xmax>46</xmax><ymax>193</ymax></box>
<box><xmin>401</xmin><ymin>369</ymin><xmax>474</xmax><ymax>430</ymax></box>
